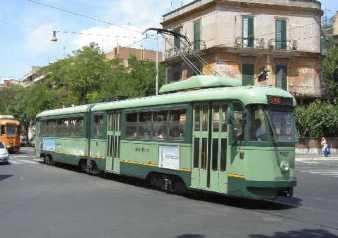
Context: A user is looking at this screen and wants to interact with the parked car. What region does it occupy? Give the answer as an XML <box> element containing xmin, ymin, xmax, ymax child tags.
<box><xmin>0</xmin><ymin>142</ymin><xmax>9</xmax><ymax>164</ymax></box>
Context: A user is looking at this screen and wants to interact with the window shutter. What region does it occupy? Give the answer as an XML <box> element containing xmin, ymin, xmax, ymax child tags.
<box><xmin>193</xmin><ymin>20</ymin><xmax>201</xmax><ymax>50</ymax></box>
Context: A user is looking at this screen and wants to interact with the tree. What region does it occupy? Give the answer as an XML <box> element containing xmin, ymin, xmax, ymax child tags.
<box><xmin>0</xmin><ymin>44</ymin><xmax>165</xmax><ymax>132</ymax></box>
<box><xmin>41</xmin><ymin>44</ymin><xmax>111</xmax><ymax>105</ymax></box>
<box><xmin>295</xmin><ymin>100</ymin><xmax>338</xmax><ymax>137</ymax></box>
<box><xmin>322</xmin><ymin>46</ymin><xmax>338</xmax><ymax>102</ymax></box>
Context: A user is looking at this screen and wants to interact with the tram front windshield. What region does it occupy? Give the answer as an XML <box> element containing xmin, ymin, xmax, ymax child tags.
<box><xmin>248</xmin><ymin>105</ymin><xmax>296</xmax><ymax>143</ymax></box>
<box><xmin>6</xmin><ymin>125</ymin><xmax>18</xmax><ymax>136</ymax></box>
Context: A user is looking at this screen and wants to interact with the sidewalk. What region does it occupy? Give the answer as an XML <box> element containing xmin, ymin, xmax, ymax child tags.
<box><xmin>296</xmin><ymin>153</ymin><xmax>338</xmax><ymax>160</ymax></box>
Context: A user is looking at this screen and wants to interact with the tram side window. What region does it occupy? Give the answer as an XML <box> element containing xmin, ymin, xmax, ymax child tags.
<box><xmin>139</xmin><ymin>112</ymin><xmax>152</xmax><ymax>139</ymax></box>
<box><xmin>125</xmin><ymin>109</ymin><xmax>187</xmax><ymax>141</ymax></box>
<box><xmin>153</xmin><ymin>111</ymin><xmax>168</xmax><ymax>139</ymax></box>
<box><xmin>194</xmin><ymin>106</ymin><xmax>200</xmax><ymax>131</ymax></box>
<box><xmin>213</xmin><ymin>106</ymin><xmax>220</xmax><ymax>132</ymax></box>
<box><xmin>126</xmin><ymin>113</ymin><xmax>138</xmax><ymax>138</ymax></box>
<box><xmin>168</xmin><ymin>109</ymin><xmax>186</xmax><ymax>140</ymax></box>
<box><xmin>93</xmin><ymin>114</ymin><xmax>104</xmax><ymax>138</ymax></box>
<box><xmin>233</xmin><ymin>103</ymin><xmax>244</xmax><ymax>140</ymax></box>
<box><xmin>41</xmin><ymin>117</ymin><xmax>84</xmax><ymax>137</ymax></box>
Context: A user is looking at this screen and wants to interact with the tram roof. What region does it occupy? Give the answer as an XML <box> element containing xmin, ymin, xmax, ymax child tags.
<box><xmin>37</xmin><ymin>86</ymin><xmax>295</xmax><ymax>118</ymax></box>
<box><xmin>91</xmin><ymin>85</ymin><xmax>296</xmax><ymax>112</ymax></box>
<box><xmin>159</xmin><ymin>75</ymin><xmax>242</xmax><ymax>93</ymax></box>
<box><xmin>0</xmin><ymin>115</ymin><xmax>15</xmax><ymax>119</ymax></box>
<box><xmin>36</xmin><ymin>104</ymin><xmax>91</xmax><ymax>118</ymax></box>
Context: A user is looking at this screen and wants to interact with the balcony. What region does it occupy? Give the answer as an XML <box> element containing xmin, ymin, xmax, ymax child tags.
<box><xmin>234</xmin><ymin>37</ymin><xmax>298</xmax><ymax>52</ymax></box>
<box><xmin>267</xmin><ymin>39</ymin><xmax>298</xmax><ymax>51</ymax></box>
<box><xmin>165</xmin><ymin>40</ymin><xmax>207</xmax><ymax>59</ymax></box>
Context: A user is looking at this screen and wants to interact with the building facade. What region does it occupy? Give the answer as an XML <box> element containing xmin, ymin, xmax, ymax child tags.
<box><xmin>161</xmin><ymin>0</ymin><xmax>323</xmax><ymax>102</ymax></box>
<box><xmin>0</xmin><ymin>77</ymin><xmax>20</xmax><ymax>90</ymax></box>
<box><xmin>21</xmin><ymin>67</ymin><xmax>45</xmax><ymax>87</ymax></box>
<box><xmin>105</xmin><ymin>46</ymin><xmax>163</xmax><ymax>67</ymax></box>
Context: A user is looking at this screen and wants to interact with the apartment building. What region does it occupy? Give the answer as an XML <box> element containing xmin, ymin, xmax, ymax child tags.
<box><xmin>21</xmin><ymin>67</ymin><xmax>45</xmax><ymax>87</ymax></box>
<box><xmin>161</xmin><ymin>0</ymin><xmax>323</xmax><ymax>102</ymax></box>
<box><xmin>105</xmin><ymin>46</ymin><xmax>163</xmax><ymax>67</ymax></box>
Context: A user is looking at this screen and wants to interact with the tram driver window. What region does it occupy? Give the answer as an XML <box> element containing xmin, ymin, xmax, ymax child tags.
<box><xmin>248</xmin><ymin>105</ymin><xmax>269</xmax><ymax>141</ymax></box>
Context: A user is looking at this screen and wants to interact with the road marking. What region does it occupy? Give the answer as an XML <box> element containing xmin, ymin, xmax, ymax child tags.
<box><xmin>300</xmin><ymin>169</ymin><xmax>338</xmax><ymax>178</ymax></box>
<box><xmin>297</xmin><ymin>157</ymin><xmax>338</xmax><ymax>161</ymax></box>
<box><xmin>33</xmin><ymin>158</ymin><xmax>43</xmax><ymax>162</ymax></box>
<box><xmin>19</xmin><ymin>159</ymin><xmax>38</xmax><ymax>164</ymax></box>
<box><xmin>10</xmin><ymin>155</ymin><xmax>30</xmax><ymax>158</ymax></box>
<box><xmin>298</xmin><ymin>161</ymin><xmax>319</xmax><ymax>164</ymax></box>
<box><xmin>9</xmin><ymin>160</ymin><xmax>22</xmax><ymax>164</ymax></box>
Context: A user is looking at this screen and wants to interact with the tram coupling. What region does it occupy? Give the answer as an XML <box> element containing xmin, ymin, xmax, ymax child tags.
<box><xmin>278</xmin><ymin>188</ymin><xmax>293</xmax><ymax>198</ymax></box>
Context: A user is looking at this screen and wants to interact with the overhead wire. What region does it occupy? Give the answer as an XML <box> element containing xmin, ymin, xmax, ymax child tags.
<box><xmin>25</xmin><ymin>0</ymin><xmax>143</xmax><ymax>33</ymax></box>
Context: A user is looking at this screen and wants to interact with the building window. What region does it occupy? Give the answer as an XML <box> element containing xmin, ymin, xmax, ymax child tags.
<box><xmin>242</xmin><ymin>64</ymin><xmax>254</xmax><ymax>85</ymax></box>
<box><xmin>193</xmin><ymin>20</ymin><xmax>201</xmax><ymax>50</ymax></box>
<box><xmin>174</xmin><ymin>27</ymin><xmax>182</xmax><ymax>50</ymax></box>
<box><xmin>276</xmin><ymin>64</ymin><xmax>287</xmax><ymax>90</ymax></box>
<box><xmin>276</xmin><ymin>19</ymin><xmax>287</xmax><ymax>50</ymax></box>
<box><xmin>173</xmin><ymin>63</ymin><xmax>182</xmax><ymax>81</ymax></box>
<box><xmin>242</xmin><ymin>16</ymin><xmax>254</xmax><ymax>48</ymax></box>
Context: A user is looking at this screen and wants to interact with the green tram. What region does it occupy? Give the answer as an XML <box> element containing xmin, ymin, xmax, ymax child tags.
<box><xmin>35</xmin><ymin>76</ymin><xmax>297</xmax><ymax>200</ymax></box>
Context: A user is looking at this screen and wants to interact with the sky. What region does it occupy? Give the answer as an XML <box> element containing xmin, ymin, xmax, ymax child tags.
<box><xmin>0</xmin><ymin>0</ymin><xmax>337</xmax><ymax>81</ymax></box>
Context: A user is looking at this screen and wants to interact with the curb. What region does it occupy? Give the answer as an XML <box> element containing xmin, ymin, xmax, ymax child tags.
<box><xmin>296</xmin><ymin>157</ymin><xmax>338</xmax><ymax>161</ymax></box>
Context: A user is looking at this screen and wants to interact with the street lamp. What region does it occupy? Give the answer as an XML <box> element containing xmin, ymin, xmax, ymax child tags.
<box><xmin>51</xmin><ymin>31</ymin><xmax>58</xmax><ymax>42</ymax></box>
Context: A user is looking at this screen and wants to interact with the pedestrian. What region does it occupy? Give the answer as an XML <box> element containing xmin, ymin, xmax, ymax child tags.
<box><xmin>321</xmin><ymin>137</ymin><xmax>330</xmax><ymax>157</ymax></box>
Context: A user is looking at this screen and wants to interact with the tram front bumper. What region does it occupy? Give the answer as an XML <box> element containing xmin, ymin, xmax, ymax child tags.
<box><xmin>228</xmin><ymin>178</ymin><xmax>297</xmax><ymax>200</ymax></box>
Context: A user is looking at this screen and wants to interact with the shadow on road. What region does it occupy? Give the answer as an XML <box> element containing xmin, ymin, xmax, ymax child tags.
<box><xmin>250</xmin><ymin>229</ymin><xmax>338</xmax><ymax>238</ymax></box>
<box><xmin>185</xmin><ymin>192</ymin><xmax>301</xmax><ymax>211</ymax></box>
<box><xmin>0</xmin><ymin>174</ymin><xmax>13</xmax><ymax>181</ymax></box>
<box><xmin>48</xmin><ymin>163</ymin><xmax>301</xmax><ymax>211</ymax></box>
<box><xmin>102</xmin><ymin>172</ymin><xmax>300</xmax><ymax>211</ymax></box>
<box><xmin>176</xmin><ymin>235</ymin><xmax>205</xmax><ymax>238</ymax></box>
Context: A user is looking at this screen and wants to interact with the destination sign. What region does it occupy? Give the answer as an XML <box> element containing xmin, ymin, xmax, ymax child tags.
<box><xmin>267</xmin><ymin>96</ymin><xmax>293</xmax><ymax>106</ymax></box>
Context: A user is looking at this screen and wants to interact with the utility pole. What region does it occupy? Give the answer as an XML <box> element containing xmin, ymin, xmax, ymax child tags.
<box><xmin>156</xmin><ymin>33</ymin><xmax>159</xmax><ymax>95</ymax></box>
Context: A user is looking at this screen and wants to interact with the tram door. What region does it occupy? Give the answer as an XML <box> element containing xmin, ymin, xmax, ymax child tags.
<box><xmin>106</xmin><ymin>111</ymin><xmax>121</xmax><ymax>173</ymax></box>
<box><xmin>192</xmin><ymin>103</ymin><xmax>229</xmax><ymax>193</ymax></box>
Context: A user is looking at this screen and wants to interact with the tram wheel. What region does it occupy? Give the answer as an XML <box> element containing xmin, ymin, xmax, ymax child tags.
<box><xmin>172</xmin><ymin>177</ymin><xmax>187</xmax><ymax>195</ymax></box>
<box><xmin>87</xmin><ymin>160</ymin><xmax>100</xmax><ymax>176</ymax></box>
<box><xmin>79</xmin><ymin>159</ymin><xmax>87</xmax><ymax>172</ymax></box>
<box><xmin>45</xmin><ymin>155</ymin><xmax>54</xmax><ymax>165</ymax></box>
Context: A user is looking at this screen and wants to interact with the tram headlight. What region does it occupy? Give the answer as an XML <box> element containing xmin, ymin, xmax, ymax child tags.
<box><xmin>280</xmin><ymin>160</ymin><xmax>290</xmax><ymax>172</ymax></box>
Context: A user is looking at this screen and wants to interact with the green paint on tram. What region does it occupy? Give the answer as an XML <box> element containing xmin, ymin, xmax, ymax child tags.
<box><xmin>35</xmin><ymin>76</ymin><xmax>297</xmax><ymax>199</ymax></box>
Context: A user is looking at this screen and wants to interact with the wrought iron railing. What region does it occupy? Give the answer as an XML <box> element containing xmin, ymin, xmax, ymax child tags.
<box><xmin>267</xmin><ymin>39</ymin><xmax>298</xmax><ymax>51</ymax></box>
<box><xmin>165</xmin><ymin>40</ymin><xmax>207</xmax><ymax>59</ymax></box>
<box><xmin>234</xmin><ymin>37</ymin><xmax>298</xmax><ymax>51</ymax></box>
<box><xmin>234</xmin><ymin>37</ymin><xmax>266</xmax><ymax>49</ymax></box>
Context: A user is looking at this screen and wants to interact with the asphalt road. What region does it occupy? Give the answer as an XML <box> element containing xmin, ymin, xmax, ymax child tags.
<box><xmin>0</xmin><ymin>148</ymin><xmax>338</xmax><ymax>238</ymax></box>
